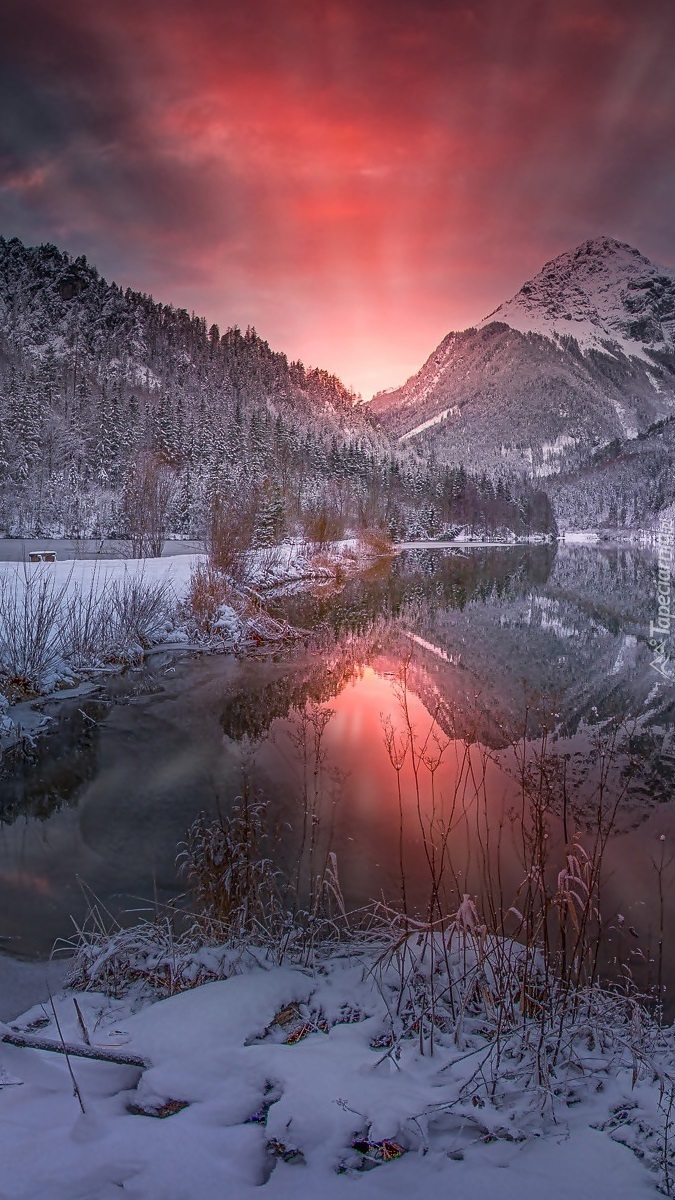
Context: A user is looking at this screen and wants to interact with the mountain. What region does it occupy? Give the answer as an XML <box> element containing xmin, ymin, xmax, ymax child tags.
<box><xmin>483</xmin><ymin>236</ymin><xmax>675</xmax><ymax>357</ymax></box>
<box><xmin>0</xmin><ymin>237</ymin><xmax>397</xmax><ymax>538</ymax></box>
<box><xmin>370</xmin><ymin>238</ymin><xmax>675</xmax><ymax>485</ymax></box>
<box><xmin>0</xmin><ymin>236</ymin><xmax>555</xmax><ymax>541</ymax></box>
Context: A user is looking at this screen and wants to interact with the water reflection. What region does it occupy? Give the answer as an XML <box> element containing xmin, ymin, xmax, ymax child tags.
<box><xmin>0</xmin><ymin>544</ymin><xmax>673</xmax><ymax>999</ymax></box>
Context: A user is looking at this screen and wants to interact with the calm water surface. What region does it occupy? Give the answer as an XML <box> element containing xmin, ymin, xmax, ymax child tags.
<box><xmin>2</xmin><ymin>544</ymin><xmax>675</xmax><ymax>1000</ymax></box>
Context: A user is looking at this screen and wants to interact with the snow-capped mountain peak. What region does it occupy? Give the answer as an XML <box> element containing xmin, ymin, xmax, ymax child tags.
<box><xmin>483</xmin><ymin>236</ymin><xmax>675</xmax><ymax>359</ymax></box>
<box><xmin>370</xmin><ymin>236</ymin><xmax>675</xmax><ymax>481</ymax></box>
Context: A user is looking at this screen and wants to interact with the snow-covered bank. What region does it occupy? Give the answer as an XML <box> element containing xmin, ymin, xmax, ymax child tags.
<box><xmin>0</xmin><ymin>538</ymin><xmax>204</xmax><ymax>563</ymax></box>
<box><xmin>561</xmin><ymin>528</ymin><xmax>602</xmax><ymax>544</ymax></box>
<box><xmin>0</xmin><ymin>943</ymin><xmax>665</xmax><ymax>1199</ymax></box>
<box><xmin>243</xmin><ymin>537</ymin><xmax>390</xmax><ymax>593</ymax></box>
<box><xmin>560</xmin><ymin>526</ymin><xmax>675</xmax><ymax>551</ymax></box>
<box><xmin>0</xmin><ymin>540</ymin><xmax>387</xmax><ymax>747</ymax></box>
<box><xmin>0</xmin><ymin>550</ymin><xmax>199</xmax><ymax>604</ymax></box>
<box><xmin>0</xmin><ymin>555</ymin><xmax>194</xmax><ymax>747</ymax></box>
<box><xmin>0</xmin><ymin>538</ymin><xmax>383</xmax><ymax>617</ymax></box>
<box><xmin>396</xmin><ymin>539</ymin><xmax>550</xmax><ymax>550</ymax></box>
<box><xmin>396</xmin><ymin>531</ymin><xmax>556</xmax><ymax>550</ymax></box>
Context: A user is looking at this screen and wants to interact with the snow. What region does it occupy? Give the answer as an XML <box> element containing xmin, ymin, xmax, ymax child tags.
<box><xmin>402</xmin><ymin>631</ymin><xmax>456</xmax><ymax>663</ymax></box>
<box><xmin>0</xmin><ymin>951</ymin><xmax>664</xmax><ymax>1199</ymax></box>
<box><xmin>0</xmin><ymin>554</ymin><xmax>202</xmax><ymax>715</ymax></box>
<box><xmin>395</xmin><ymin>534</ymin><xmax>553</xmax><ymax>549</ymax></box>
<box><xmin>0</xmin><ymin>540</ymin><xmax>371</xmax><ymax>604</ymax></box>
<box><xmin>610</xmin><ymin>634</ymin><xmax>638</xmax><ymax>676</ymax></box>
<box><xmin>562</xmin><ymin>529</ymin><xmax>601</xmax><ymax>544</ymax></box>
<box><xmin>399</xmin><ymin>406</ymin><xmax>459</xmax><ymax>442</ymax></box>
<box><xmin>0</xmin><ymin>552</ymin><xmax>202</xmax><ymax>604</ymax></box>
<box><xmin>608</xmin><ymin>396</ymin><xmax>639</xmax><ymax>440</ymax></box>
<box><xmin>483</xmin><ymin>236</ymin><xmax>675</xmax><ymax>365</ymax></box>
<box><xmin>243</xmin><ymin>538</ymin><xmax>368</xmax><ymax>592</ymax></box>
<box><xmin>536</xmin><ymin>434</ymin><xmax>578</xmax><ymax>476</ymax></box>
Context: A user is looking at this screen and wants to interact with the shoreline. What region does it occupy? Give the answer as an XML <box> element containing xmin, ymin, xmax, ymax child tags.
<box><xmin>0</xmin><ymin>930</ymin><xmax>665</xmax><ymax>1198</ymax></box>
<box><xmin>0</xmin><ymin>539</ymin><xmax>388</xmax><ymax>753</ymax></box>
<box><xmin>0</xmin><ymin>951</ymin><xmax>69</xmax><ymax>1022</ymax></box>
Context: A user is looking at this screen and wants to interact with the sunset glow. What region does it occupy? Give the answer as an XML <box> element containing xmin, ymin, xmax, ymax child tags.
<box><xmin>2</xmin><ymin>0</ymin><xmax>674</xmax><ymax>395</ymax></box>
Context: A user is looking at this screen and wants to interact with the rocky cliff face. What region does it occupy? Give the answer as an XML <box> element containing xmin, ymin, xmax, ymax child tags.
<box><xmin>370</xmin><ymin>238</ymin><xmax>675</xmax><ymax>480</ymax></box>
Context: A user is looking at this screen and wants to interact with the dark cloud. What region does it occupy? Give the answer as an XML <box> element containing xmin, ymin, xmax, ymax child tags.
<box><xmin>1</xmin><ymin>0</ymin><xmax>674</xmax><ymax>394</ymax></box>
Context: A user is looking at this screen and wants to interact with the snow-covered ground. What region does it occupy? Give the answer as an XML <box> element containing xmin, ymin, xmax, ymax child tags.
<box><xmin>0</xmin><ymin>554</ymin><xmax>202</xmax><ymax>737</ymax></box>
<box><xmin>0</xmin><ymin>539</ymin><xmax>204</xmax><ymax>563</ymax></box>
<box><xmin>398</xmin><ymin>405</ymin><xmax>459</xmax><ymax>442</ymax></box>
<box><xmin>395</xmin><ymin>534</ymin><xmax>554</xmax><ymax>549</ymax></box>
<box><xmin>561</xmin><ymin>529</ymin><xmax>601</xmax><ymax>544</ymax></box>
<box><xmin>397</xmin><ymin>540</ymin><xmax>522</xmax><ymax>549</ymax></box>
<box><xmin>243</xmin><ymin>538</ymin><xmax>378</xmax><ymax>592</ymax></box>
<box><xmin>560</xmin><ymin>527</ymin><xmax>675</xmax><ymax>550</ymax></box>
<box><xmin>0</xmin><ymin>538</ymin><xmax>376</xmax><ymax>604</ymax></box>
<box><xmin>0</xmin><ymin>946</ymin><xmax>665</xmax><ymax>1199</ymax></box>
<box><xmin>0</xmin><ymin>551</ymin><xmax>201</xmax><ymax>602</ymax></box>
<box><xmin>0</xmin><ymin>540</ymin><xmax>385</xmax><ymax>746</ymax></box>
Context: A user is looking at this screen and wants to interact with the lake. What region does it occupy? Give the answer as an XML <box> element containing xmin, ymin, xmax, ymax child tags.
<box><xmin>1</xmin><ymin>543</ymin><xmax>675</xmax><ymax>1003</ymax></box>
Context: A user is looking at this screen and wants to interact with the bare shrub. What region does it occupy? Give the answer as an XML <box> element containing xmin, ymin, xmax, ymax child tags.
<box><xmin>183</xmin><ymin>560</ymin><xmax>235</xmax><ymax>637</ymax></box>
<box><xmin>304</xmin><ymin>549</ymin><xmax>339</xmax><ymax>579</ymax></box>
<box><xmin>121</xmin><ymin>451</ymin><xmax>177</xmax><ymax>559</ymax></box>
<box><xmin>302</xmin><ymin>503</ymin><xmax>345</xmax><ymax>550</ymax></box>
<box><xmin>109</xmin><ymin>570</ymin><xmax>175</xmax><ymax>652</ymax></box>
<box><xmin>358</xmin><ymin>528</ymin><xmax>394</xmax><ymax>556</ymax></box>
<box><xmin>371</xmin><ymin>665</ymin><xmax>640</xmax><ymax>1061</ymax></box>
<box><xmin>0</xmin><ymin>564</ymin><xmax>71</xmax><ymax>692</ymax></box>
<box><xmin>57</xmin><ymin>568</ymin><xmax>116</xmax><ymax>667</ymax></box>
<box><xmin>206</xmin><ymin>493</ymin><xmax>257</xmax><ymax>577</ymax></box>
<box><xmin>178</xmin><ymin>789</ymin><xmax>284</xmax><ymax>944</ymax></box>
<box><xmin>0</xmin><ymin>561</ymin><xmax>177</xmax><ymax>695</ymax></box>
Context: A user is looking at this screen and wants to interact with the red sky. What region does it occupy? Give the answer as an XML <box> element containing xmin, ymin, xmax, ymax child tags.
<box><xmin>1</xmin><ymin>0</ymin><xmax>674</xmax><ymax>397</ymax></box>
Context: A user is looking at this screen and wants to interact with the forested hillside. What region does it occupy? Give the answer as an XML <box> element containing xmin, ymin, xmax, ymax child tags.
<box><xmin>545</xmin><ymin>416</ymin><xmax>675</xmax><ymax>529</ymax></box>
<box><xmin>0</xmin><ymin>237</ymin><xmax>556</xmax><ymax>542</ymax></box>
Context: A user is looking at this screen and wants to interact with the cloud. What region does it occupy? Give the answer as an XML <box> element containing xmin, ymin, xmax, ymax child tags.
<box><xmin>1</xmin><ymin>0</ymin><xmax>674</xmax><ymax>395</ymax></box>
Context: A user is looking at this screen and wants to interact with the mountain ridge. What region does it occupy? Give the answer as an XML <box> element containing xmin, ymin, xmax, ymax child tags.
<box><xmin>0</xmin><ymin>235</ymin><xmax>555</xmax><ymax>540</ymax></box>
<box><xmin>370</xmin><ymin>236</ymin><xmax>675</xmax><ymax>485</ymax></box>
<box><xmin>483</xmin><ymin>236</ymin><xmax>675</xmax><ymax>360</ymax></box>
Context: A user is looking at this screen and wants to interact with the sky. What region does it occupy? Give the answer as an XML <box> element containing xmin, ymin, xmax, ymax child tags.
<box><xmin>1</xmin><ymin>0</ymin><xmax>674</xmax><ymax>398</ymax></box>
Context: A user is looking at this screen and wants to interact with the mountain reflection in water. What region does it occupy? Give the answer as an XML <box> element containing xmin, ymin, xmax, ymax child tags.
<box><xmin>1</xmin><ymin>543</ymin><xmax>674</xmax><ymax>1006</ymax></box>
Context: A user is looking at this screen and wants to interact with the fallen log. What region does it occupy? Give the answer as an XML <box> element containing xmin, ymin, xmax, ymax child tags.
<box><xmin>2</xmin><ymin>1030</ymin><xmax>148</xmax><ymax>1069</ymax></box>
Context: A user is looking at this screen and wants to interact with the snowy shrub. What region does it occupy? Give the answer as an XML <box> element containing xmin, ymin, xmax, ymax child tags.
<box><xmin>177</xmin><ymin>792</ymin><xmax>284</xmax><ymax>945</ymax></box>
<box><xmin>57</xmin><ymin>567</ymin><xmax>116</xmax><ymax>666</ymax></box>
<box><xmin>0</xmin><ymin>689</ymin><xmax>14</xmax><ymax>733</ymax></box>
<box><xmin>0</xmin><ymin>564</ymin><xmax>70</xmax><ymax>693</ymax></box>
<box><xmin>214</xmin><ymin>602</ymin><xmax>242</xmax><ymax>642</ymax></box>
<box><xmin>109</xmin><ymin>569</ymin><xmax>176</xmax><ymax>652</ymax></box>
<box><xmin>183</xmin><ymin>560</ymin><xmax>238</xmax><ymax>638</ymax></box>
